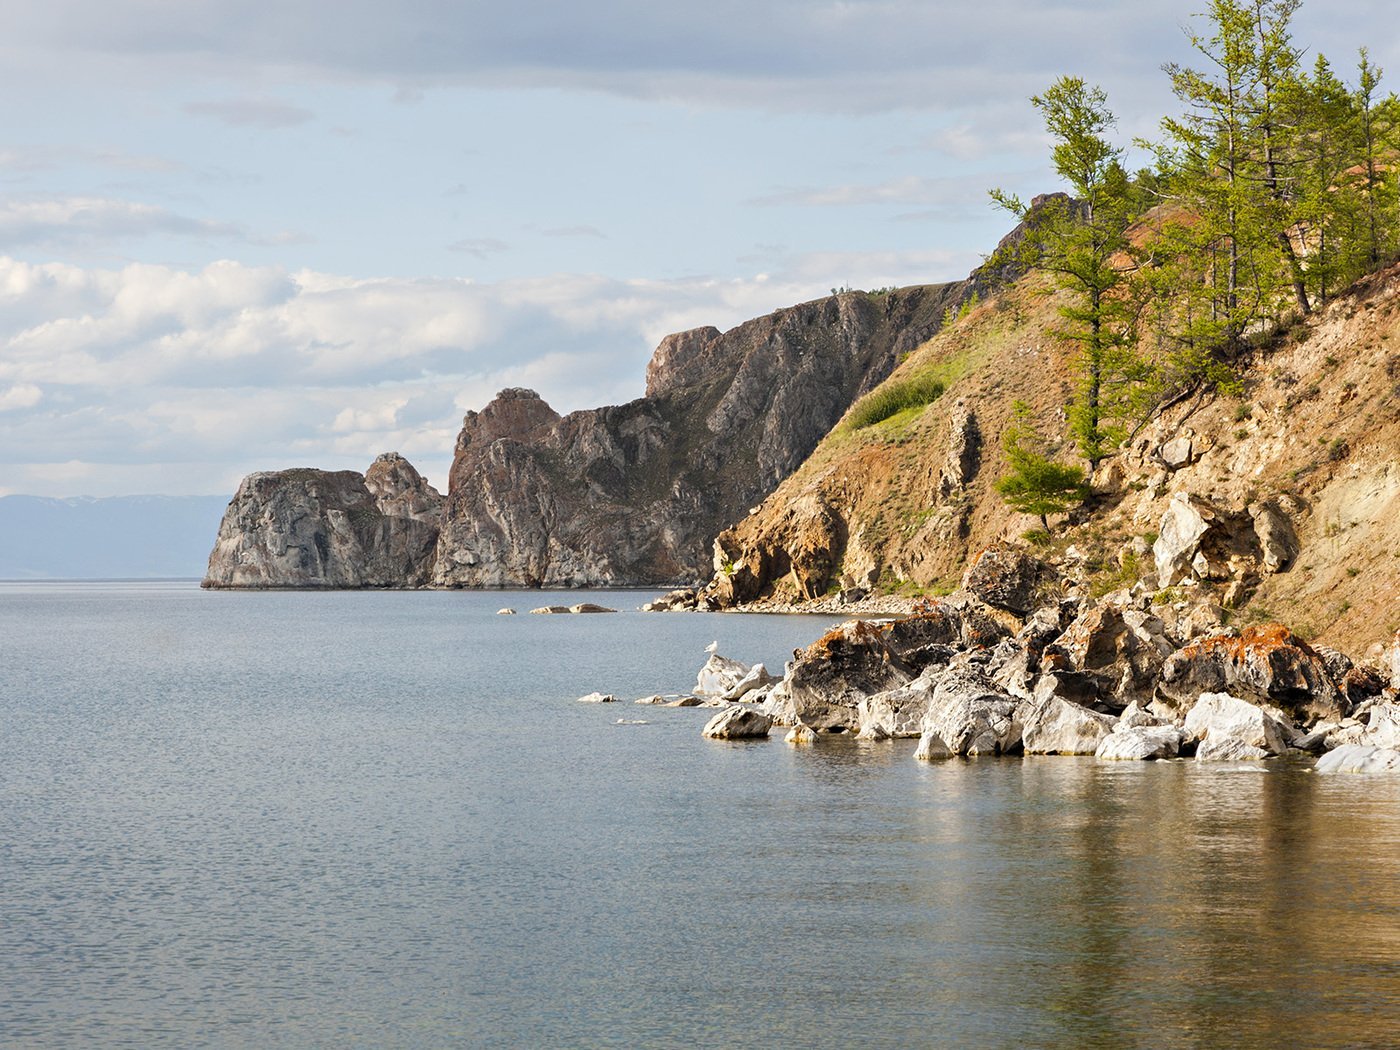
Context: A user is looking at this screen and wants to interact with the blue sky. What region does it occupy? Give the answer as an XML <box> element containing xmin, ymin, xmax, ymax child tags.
<box><xmin>1</xmin><ymin>0</ymin><xmax>1394</xmax><ymax>497</ymax></box>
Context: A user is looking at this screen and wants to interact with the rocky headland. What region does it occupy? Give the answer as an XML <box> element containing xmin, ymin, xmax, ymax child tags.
<box><xmin>204</xmin><ymin>280</ymin><xmax>969</xmax><ymax>589</ymax></box>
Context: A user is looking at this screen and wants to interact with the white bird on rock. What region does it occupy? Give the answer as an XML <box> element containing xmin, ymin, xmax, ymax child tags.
<box><xmin>704</xmin><ymin>640</ymin><xmax>719</xmax><ymax>654</ymax></box>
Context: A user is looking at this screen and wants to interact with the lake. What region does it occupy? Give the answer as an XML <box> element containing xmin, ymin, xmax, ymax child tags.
<box><xmin>2</xmin><ymin>582</ymin><xmax>1398</xmax><ymax>1048</ymax></box>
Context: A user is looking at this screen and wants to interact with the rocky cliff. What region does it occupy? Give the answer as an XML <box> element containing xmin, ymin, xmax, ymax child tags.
<box><xmin>203</xmin><ymin>280</ymin><xmax>970</xmax><ymax>589</ymax></box>
<box><xmin>431</xmin><ymin>282</ymin><xmax>969</xmax><ymax>586</ymax></box>
<box><xmin>203</xmin><ymin>452</ymin><xmax>443</xmax><ymax>588</ymax></box>
<box><xmin>699</xmin><ymin>262</ymin><xmax>1400</xmax><ymax>656</ymax></box>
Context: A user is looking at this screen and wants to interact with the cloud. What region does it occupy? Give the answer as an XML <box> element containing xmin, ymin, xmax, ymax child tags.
<box><xmin>0</xmin><ymin>247</ymin><xmax>967</xmax><ymax>496</ymax></box>
<box><xmin>447</xmin><ymin>237</ymin><xmax>510</xmax><ymax>258</ymax></box>
<box><xmin>183</xmin><ymin>97</ymin><xmax>315</xmax><ymax>129</ymax></box>
<box><xmin>0</xmin><ymin>383</ymin><xmax>42</xmax><ymax>410</ymax></box>
<box><xmin>0</xmin><ymin>196</ymin><xmax>243</xmax><ymax>251</ymax></box>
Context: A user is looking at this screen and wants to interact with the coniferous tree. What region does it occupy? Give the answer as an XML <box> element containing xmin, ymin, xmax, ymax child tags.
<box><xmin>992</xmin><ymin>77</ymin><xmax>1146</xmax><ymax>466</ymax></box>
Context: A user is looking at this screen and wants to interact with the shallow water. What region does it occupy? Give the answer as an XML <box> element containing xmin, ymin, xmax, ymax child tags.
<box><xmin>2</xmin><ymin>582</ymin><xmax>1398</xmax><ymax>1048</ymax></box>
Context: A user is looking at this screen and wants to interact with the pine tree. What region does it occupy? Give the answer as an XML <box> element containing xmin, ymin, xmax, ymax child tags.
<box><xmin>995</xmin><ymin>401</ymin><xmax>1089</xmax><ymax>531</ymax></box>
<box><xmin>991</xmin><ymin>77</ymin><xmax>1145</xmax><ymax>466</ymax></box>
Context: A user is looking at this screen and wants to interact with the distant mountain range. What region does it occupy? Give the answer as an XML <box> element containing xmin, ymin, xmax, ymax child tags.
<box><xmin>0</xmin><ymin>494</ymin><xmax>230</xmax><ymax>579</ymax></box>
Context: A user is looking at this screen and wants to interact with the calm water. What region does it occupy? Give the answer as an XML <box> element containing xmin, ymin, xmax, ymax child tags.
<box><xmin>2</xmin><ymin>582</ymin><xmax>1398</xmax><ymax>1049</ymax></box>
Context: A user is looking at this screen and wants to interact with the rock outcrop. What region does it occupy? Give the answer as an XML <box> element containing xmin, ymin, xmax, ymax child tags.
<box><xmin>202</xmin><ymin>453</ymin><xmax>442</xmax><ymax>588</ymax></box>
<box><xmin>431</xmin><ymin>284</ymin><xmax>967</xmax><ymax>587</ymax></box>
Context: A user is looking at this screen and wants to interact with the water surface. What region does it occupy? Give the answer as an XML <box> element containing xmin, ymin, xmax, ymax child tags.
<box><xmin>2</xmin><ymin>582</ymin><xmax>1397</xmax><ymax>1048</ymax></box>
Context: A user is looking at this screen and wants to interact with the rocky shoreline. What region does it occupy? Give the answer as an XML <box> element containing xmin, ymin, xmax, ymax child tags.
<box><xmin>633</xmin><ymin>543</ymin><xmax>1400</xmax><ymax>773</ymax></box>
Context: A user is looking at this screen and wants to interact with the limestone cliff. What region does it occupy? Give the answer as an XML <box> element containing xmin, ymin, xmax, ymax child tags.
<box><xmin>203</xmin><ymin>453</ymin><xmax>443</xmax><ymax>588</ymax></box>
<box><xmin>702</xmin><ymin>263</ymin><xmax>1400</xmax><ymax>655</ymax></box>
<box><xmin>430</xmin><ymin>283</ymin><xmax>968</xmax><ymax>586</ymax></box>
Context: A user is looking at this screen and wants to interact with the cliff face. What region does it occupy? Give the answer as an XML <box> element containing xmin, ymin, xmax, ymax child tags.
<box><xmin>203</xmin><ymin>453</ymin><xmax>443</xmax><ymax>588</ymax></box>
<box><xmin>430</xmin><ymin>283</ymin><xmax>968</xmax><ymax>586</ymax></box>
<box><xmin>701</xmin><ymin>263</ymin><xmax>1400</xmax><ymax>655</ymax></box>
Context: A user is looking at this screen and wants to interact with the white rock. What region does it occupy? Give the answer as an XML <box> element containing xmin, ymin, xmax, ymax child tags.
<box><xmin>1023</xmin><ymin>697</ymin><xmax>1117</xmax><ymax>755</ymax></box>
<box><xmin>1160</xmin><ymin>435</ymin><xmax>1194</xmax><ymax>469</ymax></box>
<box><xmin>1363</xmin><ymin>702</ymin><xmax>1400</xmax><ymax>749</ymax></box>
<box><xmin>785</xmin><ymin>723</ymin><xmax>818</xmax><ymax>746</ymax></box>
<box><xmin>1195</xmin><ymin>736</ymin><xmax>1270</xmax><ymax>761</ymax></box>
<box><xmin>914</xmin><ymin>730</ymin><xmax>953</xmax><ymax>761</ymax></box>
<box><xmin>1096</xmin><ymin>725</ymin><xmax>1184</xmax><ymax>760</ymax></box>
<box><xmin>1154</xmin><ymin>493</ymin><xmax>1211</xmax><ymax>587</ymax></box>
<box><xmin>761</xmin><ymin>678</ymin><xmax>798</xmax><ymax>726</ymax></box>
<box><xmin>576</xmin><ymin>691</ymin><xmax>617</xmax><ymax>703</ymax></box>
<box><xmin>1183</xmin><ymin>692</ymin><xmax>1291</xmax><ymax>757</ymax></box>
<box><xmin>694</xmin><ymin>652</ymin><xmax>753</xmax><ymax>697</ymax></box>
<box><xmin>919</xmin><ymin>668</ymin><xmax>1023</xmax><ymax>756</ymax></box>
<box><xmin>701</xmin><ymin>705</ymin><xmax>773</xmax><ymax>739</ymax></box>
<box><xmin>1315</xmin><ymin>744</ymin><xmax>1400</xmax><ymax>774</ymax></box>
<box><xmin>1116</xmin><ymin>701</ymin><xmax>1162</xmax><ymax>730</ymax></box>
<box><xmin>496</xmin><ymin>608</ymin><xmax>517</xmax><ymax>615</ymax></box>
<box><xmin>569</xmin><ymin>603</ymin><xmax>617</xmax><ymax>614</ymax></box>
<box><xmin>720</xmin><ymin>662</ymin><xmax>777</xmax><ymax>701</ymax></box>
<box><xmin>857</xmin><ymin>678</ymin><xmax>934</xmax><ymax>739</ymax></box>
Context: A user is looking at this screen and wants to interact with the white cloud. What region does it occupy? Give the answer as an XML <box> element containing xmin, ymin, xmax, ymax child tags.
<box><xmin>0</xmin><ymin>383</ymin><xmax>42</xmax><ymax>410</ymax></box>
<box><xmin>0</xmin><ymin>247</ymin><xmax>965</xmax><ymax>496</ymax></box>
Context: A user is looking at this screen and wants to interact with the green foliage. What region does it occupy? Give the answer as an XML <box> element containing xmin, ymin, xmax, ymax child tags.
<box><xmin>846</xmin><ymin>372</ymin><xmax>947</xmax><ymax>430</ymax></box>
<box><xmin>994</xmin><ymin>401</ymin><xmax>1089</xmax><ymax>528</ymax></box>
<box><xmin>992</xmin><ymin>77</ymin><xmax>1148</xmax><ymax>465</ymax></box>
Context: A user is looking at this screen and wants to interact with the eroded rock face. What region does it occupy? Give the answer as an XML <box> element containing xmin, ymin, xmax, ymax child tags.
<box><xmin>1153</xmin><ymin>493</ymin><xmax>1298</xmax><ymax>590</ymax></box>
<box><xmin>1156</xmin><ymin>625</ymin><xmax>1345</xmax><ymax>724</ymax></box>
<box><xmin>787</xmin><ymin>620</ymin><xmax>912</xmax><ymax>731</ymax></box>
<box><xmin>203</xmin><ymin>455</ymin><xmax>443</xmax><ymax>588</ymax></box>
<box><xmin>434</xmin><ymin>284</ymin><xmax>965</xmax><ymax>588</ymax></box>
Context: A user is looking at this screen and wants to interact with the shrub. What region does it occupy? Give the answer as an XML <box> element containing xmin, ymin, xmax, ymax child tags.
<box><xmin>846</xmin><ymin>373</ymin><xmax>947</xmax><ymax>430</ymax></box>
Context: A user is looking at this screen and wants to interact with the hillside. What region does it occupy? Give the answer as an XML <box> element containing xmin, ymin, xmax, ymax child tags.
<box><xmin>702</xmin><ymin>263</ymin><xmax>1400</xmax><ymax>655</ymax></box>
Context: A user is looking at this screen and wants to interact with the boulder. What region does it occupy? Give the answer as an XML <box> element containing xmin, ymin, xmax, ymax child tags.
<box><xmin>761</xmin><ymin>678</ymin><xmax>799</xmax><ymax>726</ymax></box>
<box><xmin>1157</xmin><ymin>625</ymin><xmax>1345</xmax><ymax>725</ymax></box>
<box><xmin>576</xmin><ymin>691</ymin><xmax>618</xmax><ymax>703</ymax></box>
<box><xmin>1195</xmin><ymin>736</ymin><xmax>1271</xmax><ymax>761</ymax></box>
<box><xmin>531</xmin><ymin>606</ymin><xmax>573</xmax><ymax>615</ymax></box>
<box><xmin>1315</xmin><ymin>744</ymin><xmax>1400</xmax><ymax>774</ymax></box>
<box><xmin>634</xmin><ymin>694</ymin><xmax>667</xmax><ymax>705</ymax></box>
<box><xmin>1362</xmin><ymin>702</ymin><xmax>1400</xmax><ymax>749</ymax></box>
<box><xmin>497</xmin><ymin>608</ymin><xmax>517</xmax><ymax>615</ymax></box>
<box><xmin>1096</xmin><ymin>725</ymin><xmax>1184</xmax><ymax>761</ymax></box>
<box><xmin>642</xmin><ymin>588</ymin><xmax>700</xmax><ymax>612</ymax></box>
<box><xmin>1159</xmin><ymin>435</ymin><xmax>1194</xmax><ymax>469</ymax></box>
<box><xmin>720</xmin><ymin>663</ymin><xmax>778</xmax><ymax>702</ymax></box>
<box><xmin>785</xmin><ymin>723</ymin><xmax>818</xmax><ymax>746</ymax></box>
<box><xmin>702</xmin><ymin>706</ymin><xmax>773</xmax><ymax>739</ymax></box>
<box><xmin>919</xmin><ymin>668</ymin><xmax>1024</xmax><ymax>756</ymax></box>
<box><xmin>961</xmin><ymin>544</ymin><xmax>1051</xmax><ymax>615</ymax></box>
<box><xmin>1022</xmin><ymin>695</ymin><xmax>1117</xmax><ymax>755</ymax></box>
<box><xmin>665</xmin><ymin>696</ymin><xmax>706</xmax><ymax>708</ymax></box>
<box><xmin>914</xmin><ymin>730</ymin><xmax>953</xmax><ymax>761</ymax></box>
<box><xmin>1154</xmin><ymin>493</ymin><xmax>1212</xmax><ymax>586</ymax></box>
<box><xmin>694</xmin><ymin>652</ymin><xmax>754</xmax><ymax>697</ymax></box>
<box><xmin>787</xmin><ymin>620</ymin><xmax>912</xmax><ymax>731</ymax></box>
<box><xmin>857</xmin><ymin>677</ymin><xmax>935</xmax><ymax>739</ymax></box>
<box><xmin>1182</xmin><ymin>692</ymin><xmax>1291</xmax><ymax>758</ymax></box>
<box><xmin>569</xmin><ymin>603</ymin><xmax>617</xmax><ymax>614</ymax></box>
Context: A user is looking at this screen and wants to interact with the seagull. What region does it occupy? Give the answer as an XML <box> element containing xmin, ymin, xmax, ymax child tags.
<box><xmin>704</xmin><ymin>640</ymin><xmax>719</xmax><ymax>654</ymax></box>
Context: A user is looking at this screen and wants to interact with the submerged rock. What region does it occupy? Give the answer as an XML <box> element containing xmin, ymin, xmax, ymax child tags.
<box><xmin>785</xmin><ymin>723</ymin><xmax>818</xmax><ymax>746</ymax></box>
<box><xmin>577</xmin><ymin>692</ymin><xmax>618</xmax><ymax>703</ymax></box>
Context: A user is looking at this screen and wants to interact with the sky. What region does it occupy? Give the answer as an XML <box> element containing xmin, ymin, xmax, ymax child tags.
<box><xmin>1</xmin><ymin>0</ymin><xmax>1395</xmax><ymax>497</ymax></box>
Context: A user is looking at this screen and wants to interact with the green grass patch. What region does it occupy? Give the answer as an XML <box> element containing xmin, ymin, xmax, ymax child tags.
<box><xmin>846</xmin><ymin>372</ymin><xmax>947</xmax><ymax>430</ymax></box>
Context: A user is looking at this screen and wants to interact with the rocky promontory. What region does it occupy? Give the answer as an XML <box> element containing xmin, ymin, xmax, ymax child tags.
<box><xmin>206</xmin><ymin>280</ymin><xmax>970</xmax><ymax>589</ymax></box>
<box><xmin>202</xmin><ymin>452</ymin><xmax>443</xmax><ymax>588</ymax></box>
